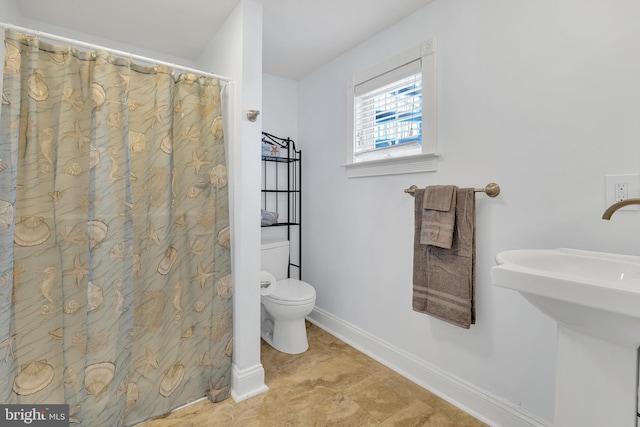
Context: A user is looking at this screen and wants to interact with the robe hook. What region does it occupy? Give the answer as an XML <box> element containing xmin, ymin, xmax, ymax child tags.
<box><xmin>247</xmin><ymin>110</ymin><xmax>260</xmax><ymax>122</ymax></box>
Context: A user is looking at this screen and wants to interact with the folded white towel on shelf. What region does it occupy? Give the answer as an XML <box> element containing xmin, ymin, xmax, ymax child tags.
<box><xmin>261</xmin><ymin>209</ymin><xmax>279</xmax><ymax>226</ymax></box>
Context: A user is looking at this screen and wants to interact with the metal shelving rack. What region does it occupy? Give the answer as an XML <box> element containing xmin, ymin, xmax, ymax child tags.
<box><xmin>261</xmin><ymin>132</ymin><xmax>302</xmax><ymax>279</ymax></box>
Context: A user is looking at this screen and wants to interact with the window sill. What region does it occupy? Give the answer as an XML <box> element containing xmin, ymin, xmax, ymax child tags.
<box><xmin>341</xmin><ymin>153</ymin><xmax>439</xmax><ymax>178</ymax></box>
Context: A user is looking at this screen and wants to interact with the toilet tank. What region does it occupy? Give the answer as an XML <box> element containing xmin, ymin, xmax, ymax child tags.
<box><xmin>261</xmin><ymin>239</ymin><xmax>290</xmax><ymax>281</ymax></box>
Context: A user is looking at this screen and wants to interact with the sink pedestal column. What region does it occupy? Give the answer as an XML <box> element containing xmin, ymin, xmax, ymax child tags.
<box><xmin>555</xmin><ymin>325</ymin><xmax>638</xmax><ymax>427</ymax></box>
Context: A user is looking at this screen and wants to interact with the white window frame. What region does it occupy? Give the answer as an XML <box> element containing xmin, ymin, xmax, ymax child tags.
<box><xmin>343</xmin><ymin>39</ymin><xmax>438</xmax><ymax>178</ymax></box>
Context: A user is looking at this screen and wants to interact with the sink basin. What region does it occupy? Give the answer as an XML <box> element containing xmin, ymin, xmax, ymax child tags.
<box><xmin>492</xmin><ymin>248</ymin><xmax>640</xmax><ymax>427</ymax></box>
<box><xmin>492</xmin><ymin>248</ymin><xmax>640</xmax><ymax>346</ymax></box>
<box><xmin>496</xmin><ymin>248</ymin><xmax>640</xmax><ymax>285</ymax></box>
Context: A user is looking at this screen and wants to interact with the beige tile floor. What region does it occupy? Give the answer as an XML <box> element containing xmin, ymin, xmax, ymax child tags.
<box><xmin>141</xmin><ymin>323</ymin><xmax>488</xmax><ymax>426</ymax></box>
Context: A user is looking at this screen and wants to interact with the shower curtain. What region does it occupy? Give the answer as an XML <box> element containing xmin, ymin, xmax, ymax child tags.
<box><xmin>0</xmin><ymin>29</ymin><xmax>232</xmax><ymax>425</ymax></box>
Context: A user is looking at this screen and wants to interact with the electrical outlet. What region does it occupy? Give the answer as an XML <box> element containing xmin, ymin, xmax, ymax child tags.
<box><xmin>615</xmin><ymin>183</ymin><xmax>628</xmax><ymax>201</ymax></box>
<box><xmin>605</xmin><ymin>174</ymin><xmax>640</xmax><ymax>211</ymax></box>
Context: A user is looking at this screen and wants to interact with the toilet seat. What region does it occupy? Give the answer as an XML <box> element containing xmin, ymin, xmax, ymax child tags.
<box><xmin>262</xmin><ymin>278</ymin><xmax>315</xmax><ymax>305</ymax></box>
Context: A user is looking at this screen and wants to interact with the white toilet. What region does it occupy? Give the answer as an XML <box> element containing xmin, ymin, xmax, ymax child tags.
<box><xmin>260</xmin><ymin>239</ymin><xmax>316</xmax><ymax>354</ymax></box>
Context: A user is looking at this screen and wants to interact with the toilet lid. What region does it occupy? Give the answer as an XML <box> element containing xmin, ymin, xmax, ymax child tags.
<box><xmin>264</xmin><ymin>279</ymin><xmax>315</xmax><ymax>303</ymax></box>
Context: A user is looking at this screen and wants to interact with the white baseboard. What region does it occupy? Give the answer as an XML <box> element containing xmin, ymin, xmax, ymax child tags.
<box><xmin>230</xmin><ymin>363</ymin><xmax>269</xmax><ymax>402</ymax></box>
<box><xmin>307</xmin><ymin>307</ymin><xmax>549</xmax><ymax>427</ymax></box>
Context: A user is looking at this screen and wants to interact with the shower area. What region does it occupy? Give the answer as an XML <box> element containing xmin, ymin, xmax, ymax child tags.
<box><xmin>0</xmin><ymin>2</ymin><xmax>266</xmax><ymax>424</ymax></box>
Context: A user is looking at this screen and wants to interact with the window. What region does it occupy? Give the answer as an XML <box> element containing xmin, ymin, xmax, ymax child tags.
<box><xmin>354</xmin><ymin>60</ymin><xmax>422</xmax><ymax>160</ymax></box>
<box><xmin>344</xmin><ymin>39</ymin><xmax>437</xmax><ymax>178</ymax></box>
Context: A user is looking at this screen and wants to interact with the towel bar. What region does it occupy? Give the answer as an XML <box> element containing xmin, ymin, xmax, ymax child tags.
<box><xmin>404</xmin><ymin>183</ymin><xmax>500</xmax><ymax>198</ymax></box>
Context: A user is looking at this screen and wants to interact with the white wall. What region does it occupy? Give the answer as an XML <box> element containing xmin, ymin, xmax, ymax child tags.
<box><xmin>14</xmin><ymin>21</ymin><xmax>199</xmax><ymax>69</ymax></box>
<box><xmin>299</xmin><ymin>0</ymin><xmax>640</xmax><ymax>424</ymax></box>
<box><xmin>0</xmin><ymin>1</ymin><xmax>23</xmax><ymax>25</ymax></box>
<box><xmin>262</xmin><ymin>74</ymin><xmax>298</xmax><ymax>140</ymax></box>
<box><xmin>197</xmin><ymin>0</ymin><xmax>267</xmax><ymax>401</ymax></box>
<box><xmin>261</xmin><ymin>74</ymin><xmax>298</xmax><ymax>243</ymax></box>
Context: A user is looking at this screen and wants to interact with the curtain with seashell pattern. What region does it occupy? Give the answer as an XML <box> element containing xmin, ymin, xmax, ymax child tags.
<box><xmin>0</xmin><ymin>29</ymin><xmax>232</xmax><ymax>425</ymax></box>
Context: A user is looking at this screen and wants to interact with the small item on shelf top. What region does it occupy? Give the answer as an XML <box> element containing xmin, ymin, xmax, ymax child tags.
<box><xmin>261</xmin><ymin>209</ymin><xmax>279</xmax><ymax>226</ymax></box>
<box><xmin>262</xmin><ymin>142</ymin><xmax>282</xmax><ymax>158</ymax></box>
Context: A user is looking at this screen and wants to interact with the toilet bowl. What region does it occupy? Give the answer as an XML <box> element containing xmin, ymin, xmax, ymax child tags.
<box><xmin>261</xmin><ymin>240</ymin><xmax>316</xmax><ymax>354</ymax></box>
<box><xmin>261</xmin><ymin>278</ymin><xmax>316</xmax><ymax>354</ymax></box>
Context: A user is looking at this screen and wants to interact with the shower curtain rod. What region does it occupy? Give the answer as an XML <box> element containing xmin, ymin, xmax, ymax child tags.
<box><xmin>1</xmin><ymin>22</ymin><xmax>233</xmax><ymax>83</ymax></box>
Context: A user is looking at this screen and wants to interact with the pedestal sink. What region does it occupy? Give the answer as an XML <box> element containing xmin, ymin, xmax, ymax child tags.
<box><xmin>492</xmin><ymin>248</ymin><xmax>640</xmax><ymax>427</ymax></box>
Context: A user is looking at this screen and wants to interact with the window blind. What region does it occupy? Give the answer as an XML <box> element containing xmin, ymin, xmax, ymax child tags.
<box><xmin>354</xmin><ymin>59</ymin><xmax>422</xmax><ymax>155</ymax></box>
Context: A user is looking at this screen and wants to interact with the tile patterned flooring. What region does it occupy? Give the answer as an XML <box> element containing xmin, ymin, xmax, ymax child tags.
<box><xmin>141</xmin><ymin>323</ymin><xmax>488</xmax><ymax>426</ymax></box>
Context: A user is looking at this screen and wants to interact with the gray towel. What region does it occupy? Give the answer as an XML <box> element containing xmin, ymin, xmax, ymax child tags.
<box><xmin>413</xmin><ymin>187</ymin><xmax>476</xmax><ymax>329</ymax></box>
<box><xmin>420</xmin><ymin>185</ymin><xmax>457</xmax><ymax>248</ymax></box>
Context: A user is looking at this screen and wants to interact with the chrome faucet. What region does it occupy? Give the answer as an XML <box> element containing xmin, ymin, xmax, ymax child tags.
<box><xmin>602</xmin><ymin>198</ymin><xmax>640</xmax><ymax>220</ymax></box>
